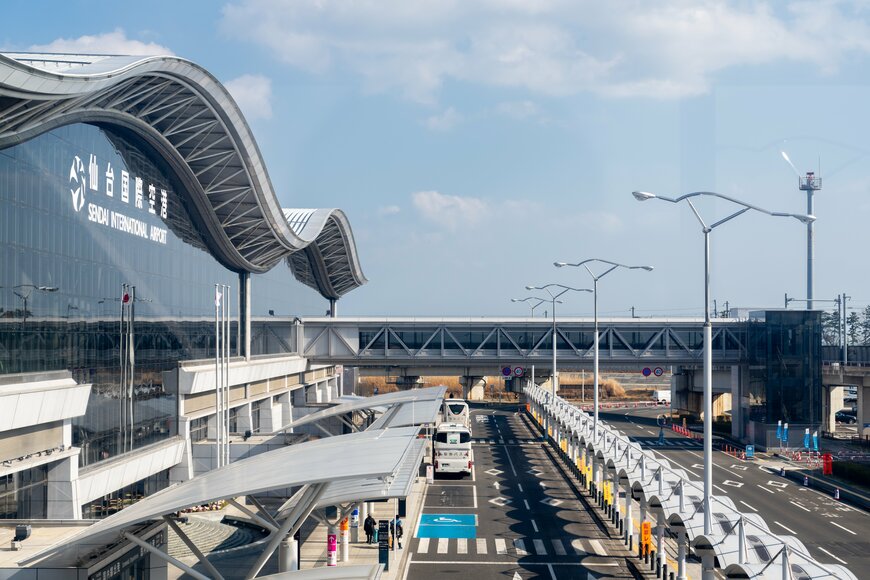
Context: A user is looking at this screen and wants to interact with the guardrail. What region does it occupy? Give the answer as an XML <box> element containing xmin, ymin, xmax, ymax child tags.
<box><xmin>524</xmin><ymin>384</ymin><xmax>857</xmax><ymax>580</ymax></box>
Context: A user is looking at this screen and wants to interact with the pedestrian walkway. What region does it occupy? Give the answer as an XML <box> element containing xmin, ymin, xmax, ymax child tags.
<box><xmin>412</xmin><ymin>536</ymin><xmax>610</xmax><ymax>558</ymax></box>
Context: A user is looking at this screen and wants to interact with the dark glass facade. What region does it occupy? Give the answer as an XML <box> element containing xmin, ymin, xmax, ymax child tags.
<box><xmin>746</xmin><ymin>310</ymin><xmax>822</xmax><ymax>435</ymax></box>
<box><xmin>0</xmin><ymin>464</ymin><xmax>48</xmax><ymax>519</ymax></box>
<box><xmin>0</xmin><ymin>123</ymin><xmax>326</xmax><ymax>468</ymax></box>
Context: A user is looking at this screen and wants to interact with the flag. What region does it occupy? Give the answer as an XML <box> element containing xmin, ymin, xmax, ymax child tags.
<box><xmin>215</xmin><ymin>287</ymin><xmax>222</xmax><ymax>307</ymax></box>
<box><xmin>812</xmin><ymin>431</ymin><xmax>819</xmax><ymax>452</ymax></box>
<box><xmin>803</xmin><ymin>428</ymin><xmax>810</xmax><ymax>450</ymax></box>
<box><xmin>776</xmin><ymin>420</ymin><xmax>782</xmax><ymax>440</ymax></box>
<box><xmin>782</xmin><ymin>423</ymin><xmax>789</xmax><ymax>444</ymax></box>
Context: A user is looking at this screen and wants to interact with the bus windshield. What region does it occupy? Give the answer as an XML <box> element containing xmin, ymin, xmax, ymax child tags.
<box><xmin>434</xmin><ymin>431</ymin><xmax>471</xmax><ymax>444</ymax></box>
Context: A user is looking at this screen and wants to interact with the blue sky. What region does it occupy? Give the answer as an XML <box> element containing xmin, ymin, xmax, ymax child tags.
<box><xmin>5</xmin><ymin>1</ymin><xmax>870</xmax><ymax>317</ymax></box>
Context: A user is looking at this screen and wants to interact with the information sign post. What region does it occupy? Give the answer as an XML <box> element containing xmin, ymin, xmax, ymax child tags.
<box><xmin>378</xmin><ymin>520</ymin><xmax>390</xmax><ymax>571</ymax></box>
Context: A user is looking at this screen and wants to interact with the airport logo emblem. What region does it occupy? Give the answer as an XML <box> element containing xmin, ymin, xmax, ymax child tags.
<box><xmin>69</xmin><ymin>155</ymin><xmax>86</xmax><ymax>212</ymax></box>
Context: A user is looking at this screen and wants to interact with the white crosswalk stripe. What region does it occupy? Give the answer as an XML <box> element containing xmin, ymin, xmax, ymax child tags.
<box><xmin>437</xmin><ymin>538</ymin><xmax>449</xmax><ymax>554</ymax></box>
<box><xmin>476</xmin><ymin>538</ymin><xmax>487</xmax><ymax>554</ymax></box>
<box><xmin>588</xmin><ymin>539</ymin><xmax>606</xmax><ymax>555</ymax></box>
<box><xmin>415</xmin><ymin>537</ymin><xmax>610</xmax><ymax>556</ymax></box>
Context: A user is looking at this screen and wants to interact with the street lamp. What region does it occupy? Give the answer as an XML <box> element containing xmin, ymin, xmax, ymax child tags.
<box><xmin>510</xmin><ymin>296</ymin><xmax>548</xmax><ymax>317</ymax></box>
<box><xmin>524</xmin><ymin>284</ymin><xmax>592</xmax><ymax>411</ymax></box>
<box><xmin>632</xmin><ymin>189</ymin><xmax>812</xmax><ymax>535</ymax></box>
<box><xmin>5</xmin><ymin>284</ymin><xmax>59</xmax><ymax>322</ymax></box>
<box><xmin>554</xmin><ymin>259</ymin><xmax>653</xmax><ymax>436</ymax></box>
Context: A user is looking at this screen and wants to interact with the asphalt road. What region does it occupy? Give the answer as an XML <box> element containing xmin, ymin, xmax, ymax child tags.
<box><xmin>599</xmin><ymin>406</ymin><xmax>870</xmax><ymax>575</ymax></box>
<box><xmin>406</xmin><ymin>404</ymin><xmax>640</xmax><ymax>580</ymax></box>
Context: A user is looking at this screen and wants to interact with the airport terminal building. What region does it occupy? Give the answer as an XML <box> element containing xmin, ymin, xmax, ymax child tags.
<box><xmin>0</xmin><ymin>52</ymin><xmax>366</xmax><ymax>520</ymax></box>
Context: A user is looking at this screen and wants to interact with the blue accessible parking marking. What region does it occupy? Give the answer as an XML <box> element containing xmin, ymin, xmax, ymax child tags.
<box><xmin>417</xmin><ymin>513</ymin><xmax>477</xmax><ymax>539</ymax></box>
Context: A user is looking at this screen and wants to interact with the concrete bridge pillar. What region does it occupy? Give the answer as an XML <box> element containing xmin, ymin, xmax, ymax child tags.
<box><xmin>461</xmin><ymin>376</ymin><xmax>486</xmax><ymax>400</ymax></box>
<box><xmin>394</xmin><ymin>376</ymin><xmax>423</xmax><ymax>389</ymax></box>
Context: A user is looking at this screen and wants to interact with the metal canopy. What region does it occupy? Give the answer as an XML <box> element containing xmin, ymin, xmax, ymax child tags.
<box><xmin>260</xmin><ymin>565</ymin><xmax>383</xmax><ymax>580</ymax></box>
<box><xmin>277</xmin><ymin>439</ymin><xmax>426</xmax><ymax>518</ymax></box>
<box><xmin>274</xmin><ymin>386</ymin><xmax>446</xmax><ymax>433</ymax></box>
<box><xmin>24</xmin><ymin>427</ymin><xmax>420</xmax><ymax>567</ymax></box>
<box><xmin>0</xmin><ymin>52</ymin><xmax>366</xmax><ymax>299</ymax></box>
<box><xmin>368</xmin><ymin>398</ymin><xmax>443</xmax><ymax>430</ymax></box>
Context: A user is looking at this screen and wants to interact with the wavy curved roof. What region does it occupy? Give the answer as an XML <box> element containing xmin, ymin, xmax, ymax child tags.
<box><xmin>0</xmin><ymin>52</ymin><xmax>366</xmax><ymax>300</ymax></box>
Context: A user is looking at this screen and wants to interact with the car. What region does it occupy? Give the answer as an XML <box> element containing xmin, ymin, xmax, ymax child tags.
<box><xmin>835</xmin><ymin>411</ymin><xmax>857</xmax><ymax>424</ymax></box>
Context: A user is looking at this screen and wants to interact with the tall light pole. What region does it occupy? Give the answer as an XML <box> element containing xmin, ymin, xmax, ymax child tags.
<box><xmin>7</xmin><ymin>284</ymin><xmax>59</xmax><ymax>323</ymax></box>
<box><xmin>632</xmin><ymin>190</ymin><xmax>813</xmax><ymax>535</ymax></box>
<box><xmin>524</xmin><ymin>284</ymin><xmax>592</xmax><ymax>407</ymax></box>
<box><xmin>511</xmin><ymin>296</ymin><xmax>548</xmax><ymax>317</ymax></box>
<box><xmin>554</xmin><ymin>259</ymin><xmax>653</xmax><ymax>436</ymax></box>
<box><xmin>782</xmin><ymin>152</ymin><xmax>822</xmax><ymax>310</ymax></box>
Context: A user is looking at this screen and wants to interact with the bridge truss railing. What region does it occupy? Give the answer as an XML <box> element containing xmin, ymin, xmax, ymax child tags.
<box><xmin>299</xmin><ymin>317</ymin><xmax>748</xmax><ymax>367</ymax></box>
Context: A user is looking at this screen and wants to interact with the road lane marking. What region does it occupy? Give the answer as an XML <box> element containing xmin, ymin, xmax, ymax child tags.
<box><xmin>457</xmin><ymin>538</ymin><xmax>467</xmax><ymax>554</ymax></box>
<box><xmin>774</xmin><ymin>521</ymin><xmax>796</xmax><ymax>534</ymax></box>
<box><xmin>476</xmin><ymin>538</ymin><xmax>487</xmax><ymax>554</ymax></box>
<box><xmin>831</xmin><ymin>522</ymin><xmax>856</xmax><ymax>535</ymax></box>
<box><xmin>503</xmin><ymin>442</ymin><xmax>519</xmax><ymax>476</ymax></box>
<box><xmin>686</xmin><ymin>451</ymin><xmax>702</xmax><ymax>458</ymax></box>
<box><xmin>713</xmin><ymin>484</ymin><xmax>729</xmax><ymax>494</ymax></box>
<box><xmin>756</xmin><ymin>484</ymin><xmax>774</xmax><ymax>494</ymax></box>
<box><xmin>790</xmin><ymin>501</ymin><xmax>811</xmax><ymax>513</ymax></box>
<box><xmin>722</xmin><ymin>480</ymin><xmax>743</xmax><ymax>487</ymax></box>
<box><xmin>523</xmin><ymin>499</ymin><xmax>531</xmax><ymax>510</ymax></box>
<box><xmin>547</xmin><ymin>564</ymin><xmax>557</xmax><ymax>580</ymax></box>
<box><xmin>437</xmin><ymin>538</ymin><xmax>449</xmax><ymax>553</ymax></box>
<box><xmin>588</xmin><ymin>539</ymin><xmax>605</xmax><ymax>555</ymax></box>
<box><xmin>533</xmin><ymin>539</ymin><xmax>547</xmax><ymax>555</ymax></box>
<box><xmin>473</xmin><ymin>485</ymin><xmax>478</xmax><ymax>508</ymax></box>
<box><xmin>417</xmin><ymin>538</ymin><xmax>430</xmax><ymax>553</ymax></box>
<box><xmin>514</xmin><ymin>538</ymin><xmax>528</xmax><ymax>556</ymax></box>
<box><xmin>531</xmin><ymin>519</ymin><xmax>539</xmax><ymax>533</ymax></box>
<box><xmin>552</xmin><ymin>539</ymin><xmax>567</xmax><ymax>555</ymax></box>
<box><xmin>495</xmin><ymin>538</ymin><xmax>507</xmax><ymax>554</ymax></box>
<box><xmin>739</xmin><ymin>501</ymin><xmax>758</xmax><ymax>512</ymax></box>
<box><xmin>817</xmin><ymin>547</ymin><xmax>848</xmax><ymax>564</ymax></box>
<box><xmin>518</xmin><ymin>483</ymin><xmax>524</xmax><ymax>492</ymax></box>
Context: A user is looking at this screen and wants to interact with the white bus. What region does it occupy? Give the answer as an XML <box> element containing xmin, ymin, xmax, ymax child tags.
<box><xmin>433</xmin><ymin>423</ymin><xmax>473</xmax><ymax>477</ymax></box>
<box><xmin>442</xmin><ymin>399</ymin><xmax>470</xmax><ymax>427</ymax></box>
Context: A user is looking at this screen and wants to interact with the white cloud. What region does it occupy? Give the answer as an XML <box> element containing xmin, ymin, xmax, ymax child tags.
<box><xmin>377</xmin><ymin>205</ymin><xmax>401</xmax><ymax>216</ymax></box>
<box><xmin>29</xmin><ymin>29</ymin><xmax>173</xmax><ymax>56</ymax></box>
<box><xmin>224</xmin><ymin>74</ymin><xmax>273</xmax><ymax>120</ymax></box>
<box><xmin>496</xmin><ymin>100</ymin><xmax>540</xmax><ymax>119</ymax></box>
<box><xmin>220</xmin><ymin>1</ymin><xmax>870</xmax><ymax>101</ymax></box>
<box><xmin>412</xmin><ymin>190</ymin><xmax>488</xmax><ymax>228</ymax></box>
<box><xmin>424</xmin><ymin>107</ymin><xmax>461</xmax><ymax>131</ymax></box>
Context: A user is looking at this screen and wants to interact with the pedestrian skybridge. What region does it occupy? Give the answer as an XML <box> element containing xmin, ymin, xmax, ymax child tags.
<box><xmin>300</xmin><ymin>317</ymin><xmax>748</xmax><ymax>370</ymax></box>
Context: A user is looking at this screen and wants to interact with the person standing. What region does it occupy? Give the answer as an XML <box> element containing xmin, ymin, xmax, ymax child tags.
<box><xmin>391</xmin><ymin>516</ymin><xmax>404</xmax><ymax>549</ymax></box>
<box><xmin>364</xmin><ymin>514</ymin><xmax>376</xmax><ymax>544</ymax></box>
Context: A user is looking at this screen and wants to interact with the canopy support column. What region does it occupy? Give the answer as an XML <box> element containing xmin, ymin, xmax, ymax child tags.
<box><xmin>123</xmin><ymin>532</ymin><xmax>211</xmax><ymax>580</ymax></box>
<box><xmin>245</xmin><ymin>482</ymin><xmax>327</xmax><ymax>580</ymax></box>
